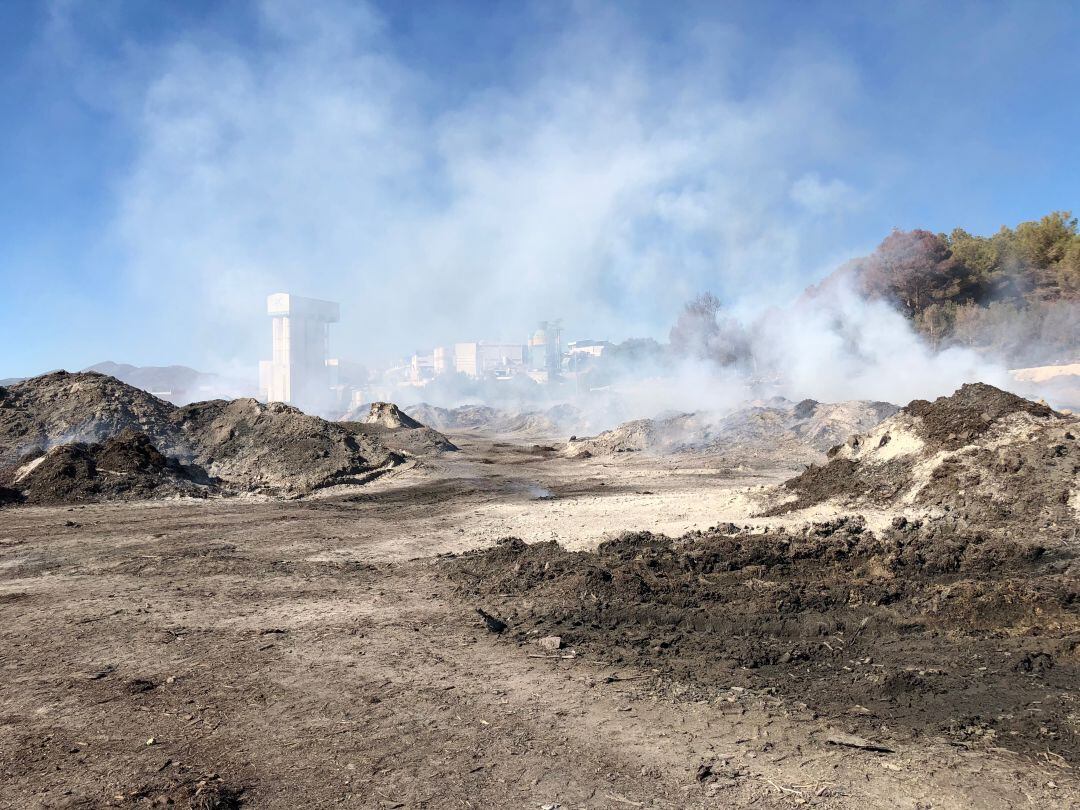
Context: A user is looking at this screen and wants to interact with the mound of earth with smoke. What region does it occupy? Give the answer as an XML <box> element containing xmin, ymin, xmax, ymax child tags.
<box><xmin>0</xmin><ymin>429</ymin><xmax>214</xmax><ymax>505</ymax></box>
<box><xmin>770</xmin><ymin>383</ymin><xmax>1079</xmax><ymax>538</ymax></box>
<box><xmin>562</xmin><ymin>399</ymin><xmax>898</xmax><ymax>469</ymax></box>
<box><xmin>0</xmin><ymin>371</ymin><xmax>410</xmax><ymax>502</ymax></box>
<box><xmin>0</xmin><ymin>371</ymin><xmax>176</xmax><ymax>466</ymax></box>
<box><xmin>359</xmin><ymin>402</ymin><xmax>424</xmax><ymax>429</ymax></box>
<box><xmin>404</xmin><ymin>402</ymin><xmax>593</xmax><ymax>438</ymax></box>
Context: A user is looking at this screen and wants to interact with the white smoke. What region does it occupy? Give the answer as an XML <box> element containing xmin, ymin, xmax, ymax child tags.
<box><xmin>582</xmin><ymin>284</ymin><xmax>1012</xmax><ymax>426</ymax></box>
<box><xmin>36</xmin><ymin>0</ymin><xmax>1062</xmax><ymax>419</ymax></box>
<box><xmin>754</xmin><ymin>285</ymin><xmax>1012</xmax><ymax>405</ymax></box>
<box><xmin>97</xmin><ymin>0</ymin><xmax>873</xmax><ymax>368</ymax></box>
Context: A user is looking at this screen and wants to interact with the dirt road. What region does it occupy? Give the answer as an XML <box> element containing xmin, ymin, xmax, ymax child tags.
<box><xmin>0</xmin><ymin>436</ymin><xmax>1074</xmax><ymax>808</ymax></box>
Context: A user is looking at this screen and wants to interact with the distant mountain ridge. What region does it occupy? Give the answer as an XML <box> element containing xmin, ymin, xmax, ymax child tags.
<box><xmin>82</xmin><ymin>361</ymin><xmax>256</xmax><ymax>404</ymax></box>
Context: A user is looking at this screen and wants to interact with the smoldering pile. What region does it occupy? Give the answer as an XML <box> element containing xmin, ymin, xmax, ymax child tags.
<box><xmin>0</xmin><ymin>429</ymin><xmax>214</xmax><ymax>504</ymax></box>
<box><xmin>770</xmin><ymin>383</ymin><xmax>1080</xmax><ymax>538</ymax></box>
<box><xmin>0</xmin><ymin>371</ymin><xmax>452</xmax><ymax>505</ymax></box>
<box><xmin>404</xmin><ymin>402</ymin><xmax>596</xmax><ymax>439</ymax></box>
<box><xmin>562</xmin><ymin>398</ymin><xmax>899</xmax><ymax>469</ymax></box>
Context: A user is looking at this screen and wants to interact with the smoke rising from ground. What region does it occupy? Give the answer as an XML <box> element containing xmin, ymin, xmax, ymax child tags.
<box><xmin>572</xmin><ymin>284</ymin><xmax>1014</xmax><ymax>427</ymax></box>
<box><xmin>32</xmin><ymin>1</ymin><xmax>1075</xmax><ymax>418</ymax></box>
<box><xmin>99</xmin><ymin>0</ymin><xmax>875</xmax><ymax>368</ymax></box>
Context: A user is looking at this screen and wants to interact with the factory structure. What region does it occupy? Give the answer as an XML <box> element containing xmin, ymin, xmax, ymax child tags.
<box><xmin>259</xmin><ymin>293</ymin><xmax>341</xmax><ymax>415</ymax></box>
<box><xmin>260</xmin><ymin>294</ymin><xmax>611</xmax><ymax>414</ymax></box>
<box><xmin>405</xmin><ymin>322</ymin><xmax>613</xmax><ymax>387</ymax></box>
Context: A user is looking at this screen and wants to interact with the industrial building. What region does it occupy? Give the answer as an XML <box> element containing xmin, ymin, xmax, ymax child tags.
<box><xmin>409</xmin><ymin>351</ymin><xmax>435</xmax><ymax>384</ymax></box>
<box><xmin>401</xmin><ymin>323</ymin><xmax>592</xmax><ymax>385</ymax></box>
<box><xmin>528</xmin><ymin>320</ymin><xmax>563</xmax><ymax>376</ymax></box>
<box><xmin>432</xmin><ymin>346</ymin><xmax>452</xmax><ymax>375</ymax></box>
<box><xmin>259</xmin><ymin>293</ymin><xmax>340</xmax><ymax>415</ymax></box>
<box><xmin>452</xmin><ymin>342</ymin><xmax>526</xmax><ymax>378</ymax></box>
<box><xmin>566</xmin><ymin>339</ymin><xmax>611</xmax><ymax>358</ymax></box>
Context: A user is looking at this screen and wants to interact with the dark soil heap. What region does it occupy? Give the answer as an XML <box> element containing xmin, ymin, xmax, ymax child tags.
<box><xmin>446</xmin><ymin>520</ymin><xmax>1079</xmax><ymax>762</ymax></box>
<box><xmin>0</xmin><ymin>372</ymin><xmax>401</xmax><ymax>502</ymax></box>
<box><xmin>774</xmin><ymin>383</ymin><xmax>1078</xmax><ymax>537</ymax></box>
<box><xmin>902</xmin><ymin>382</ymin><xmax>1055</xmax><ymax>449</ymax></box>
<box><xmin>0</xmin><ymin>429</ymin><xmax>213</xmax><ymax>504</ymax></box>
<box><xmin>0</xmin><ymin>371</ymin><xmax>176</xmax><ymax>466</ymax></box>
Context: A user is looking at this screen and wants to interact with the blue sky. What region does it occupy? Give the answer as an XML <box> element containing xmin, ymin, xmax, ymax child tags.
<box><xmin>0</xmin><ymin>0</ymin><xmax>1077</xmax><ymax>378</ymax></box>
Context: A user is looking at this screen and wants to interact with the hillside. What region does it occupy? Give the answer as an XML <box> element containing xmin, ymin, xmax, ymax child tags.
<box><xmin>811</xmin><ymin>212</ymin><xmax>1080</xmax><ymax>364</ymax></box>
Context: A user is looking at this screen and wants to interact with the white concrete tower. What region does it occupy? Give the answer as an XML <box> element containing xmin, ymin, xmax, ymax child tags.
<box><xmin>261</xmin><ymin>293</ymin><xmax>340</xmax><ymax>415</ymax></box>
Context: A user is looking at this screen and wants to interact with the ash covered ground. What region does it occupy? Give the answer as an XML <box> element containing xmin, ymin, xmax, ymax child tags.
<box><xmin>0</xmin><ymin>371</ymin><xmax>1077</xmax><ymax>809</ymax></box>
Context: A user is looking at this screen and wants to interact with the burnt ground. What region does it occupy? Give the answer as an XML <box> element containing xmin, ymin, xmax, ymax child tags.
<box><xmin>1</xmin><ymin>434</ymin><xmax>1077</xmax><ymax>809</ymax></box>
<box><xmin>447</xmin><ymin>521</ymin><xmax>1079</xmax><ymax>764</ymax></box>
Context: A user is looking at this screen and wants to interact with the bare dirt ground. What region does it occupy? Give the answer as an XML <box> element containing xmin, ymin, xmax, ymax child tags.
<box><xmin>1</xmin><ymin>432</ymin><xmax>1076</xmax><ymax>809</ymax></box>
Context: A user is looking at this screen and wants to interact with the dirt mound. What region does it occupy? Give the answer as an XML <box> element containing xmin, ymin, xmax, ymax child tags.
<box><xmin>446</xmin><ymin>521</ymin><xmax>1079</xmax><ymax>762</ymax></box>
<box><xmin>401</xmin><ymin>403</ymin><xmax>498</xmax><ymax>432</ymax></box>
<box><xmin>402</xmin><ymin>403</ymin><xmax>585</xmax><ymax>437</ymax></box>
<box><xmin>361</xmin><ymin>402</ymin><xmax>424</xmax><ymax>429</ymax></box>
<box><xmin>904</xmin><ymin>382</ymin><xmax>1055</xmax><ymax>450</ymax></box>
<box><xmin>339</xmin><ymin>424</ymin><xmax>458</xmax><ymax>457</ymax></box>
<box><xmin>774</xmin><ymin>383</ymin><xmax>1079</xmax><ymax>536</ymax></box>
<box><xmin>0</xmin><ymin>373</ymin><xmax>403</xmax><ymax>500</ymax></box>
<box><xmin>564</xmin><ymin>416</ymin><xmax>680</xmax><ymax>456</ymax></box>
<box><xmin>174</xmin><ymin>399</ymin><xmax>401</xmax><ymax>494</ymax></box>
<box><xmin>0</xmin><ymin>371</ymin><xmax>177</xmax><ymax>466</ymax></box>
<box><xmin>113</xmin><ymin>771</ymin><xmax>244</xmax><ymax>808</ymax></box>
<box><xmin>564</xmin><ymin>399</ymin><xmax>898</xmax><ymax>468</ymax></box>
<box><xmin>0</xmin><ymin>429</ymin><xmax>213</xmax><ymax>504</ymax></box>
<box><xmin>337</xmin><ymin>401</ymin><xmax>458</xmax><ymax>456</ymax></box>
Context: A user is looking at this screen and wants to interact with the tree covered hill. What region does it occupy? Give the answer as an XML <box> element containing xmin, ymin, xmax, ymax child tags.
<box><xmin>812</xmin><ymin>211</ymin><xmax>1080</xmax><ymax>365</ymax></box>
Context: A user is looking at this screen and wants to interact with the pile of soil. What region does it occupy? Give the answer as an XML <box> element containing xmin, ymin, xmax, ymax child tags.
<box><xmin>0</xmin><ymin>372</ymin><xmax>402</xmax><ymax>502</ymax></box>
<box><xmin>403</xmin><ymin>403</ymin><xmax>589</xmax><ymax>438</ymax></box>
<box><xmin>0</xmin><ymin>429</ymin><xmax>213</xmax><ymax>504</ymax></box>
<box><xmin>360</xmin><ymin>402</ymin><xmax>423</xmax><ymax>429</ymax></box>
<box><xmin>446</xmin><ymin>520</ymin><xmax>1079</xmax><ymax>762</ymax></box>
<box><xmin>774</xmin><ymin>383</ymin><xmax>1079</xmax><ymax>537</ymax></box>
<box><xmin>0</xmin><ymin>371</ymin><xmax>176</xmax><ymax>466</ymax></box>
<box><xmin>339</xmin><ymin>403</ymin><xmax>458</xmax><ymax>456</ymax></box>
<box><xmin>173</xmin><ymin>399</ymin><xmax>401</xmax><ymax>495</ymax></box>
<box><xmin>404</xmin><ymin>403</ymin><xmax>500</xmax><ymax>432</ymax></box>
<box><xmin>563</xmin><ymin>399</ymin><xmax>898</xmax><ymax>468</ymax></box>
<box><xmin>111</xmin><ymin>770</ymin><xmax>244</xmax><ymax>809</ymax></box>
